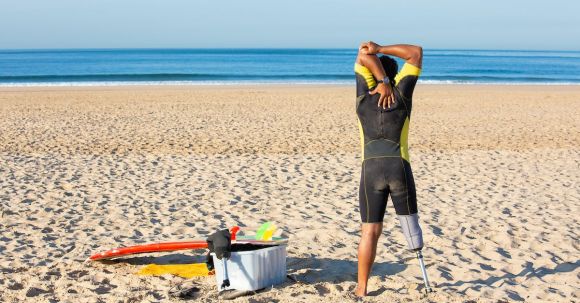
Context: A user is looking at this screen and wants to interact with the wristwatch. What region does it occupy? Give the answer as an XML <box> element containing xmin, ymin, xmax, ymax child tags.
<box><xmin>376</xmin><ymin>76</ymin><xmax>390</xmax><ymax>85</ymax></box>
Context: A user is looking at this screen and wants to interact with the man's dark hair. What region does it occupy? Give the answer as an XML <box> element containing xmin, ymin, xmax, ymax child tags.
<box><xmin>379</xmin><ymin>55</ymin><xmax>398</xmax><ymax>85</ymax></box>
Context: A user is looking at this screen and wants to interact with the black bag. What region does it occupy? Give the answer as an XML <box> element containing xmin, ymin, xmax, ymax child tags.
<box><xmin>206</xmin><ymin>229</ymin><xmax>232</xmax><ymax>270</ymax></box>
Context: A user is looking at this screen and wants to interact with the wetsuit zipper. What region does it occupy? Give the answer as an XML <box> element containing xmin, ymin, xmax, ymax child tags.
<box><xmin>379</xmin><ymin>110</ymin><xmax>384</xmax><ymax>136</ymax></box>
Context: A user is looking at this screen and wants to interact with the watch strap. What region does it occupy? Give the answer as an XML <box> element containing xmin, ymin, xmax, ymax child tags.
<box><xmin>377</xmin><ymin>76</ymin><xmax>390</xmax><ymax>84</ymax></box>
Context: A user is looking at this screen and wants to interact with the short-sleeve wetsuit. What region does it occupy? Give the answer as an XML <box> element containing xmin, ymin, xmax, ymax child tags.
<box><xmin>355</xmin><ymin>62</ymin><xmax>421</xmax><ymax>223</ymax></box>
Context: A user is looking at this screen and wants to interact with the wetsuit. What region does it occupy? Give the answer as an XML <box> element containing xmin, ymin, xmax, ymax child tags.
<box><xmin>355</xmin><ymin>62</ymin><xmax>421</xmax><ymax>224</ymax></box>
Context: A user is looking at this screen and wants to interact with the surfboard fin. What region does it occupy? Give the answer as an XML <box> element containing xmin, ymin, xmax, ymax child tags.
<box><xmin>255</xmin><ymin>222</ymin><xmax>277</xmax><ymax>240</ymax></box>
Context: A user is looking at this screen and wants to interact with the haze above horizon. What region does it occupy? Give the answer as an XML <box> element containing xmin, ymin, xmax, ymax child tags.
<box><xmin>1</xmin><ymin>0</ymin><xmax>578</xmax><ymax>51</ymax></box>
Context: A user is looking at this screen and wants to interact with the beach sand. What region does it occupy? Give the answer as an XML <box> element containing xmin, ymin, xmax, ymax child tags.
<box><xmin>1</xmin><ymin>85</ymin><xmax>578</xmax><ymax>302</ymax></box>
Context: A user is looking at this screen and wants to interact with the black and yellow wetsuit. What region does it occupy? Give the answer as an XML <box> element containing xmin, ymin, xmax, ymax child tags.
<box><xmin>355</xmin><ymin>62</ymin><xmax>421</xmax><ymax>223</ymax></box>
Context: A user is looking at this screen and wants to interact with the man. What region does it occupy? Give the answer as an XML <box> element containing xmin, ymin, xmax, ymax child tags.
<box><xmin>354</xmin><ymin>41</ymin><xmax>425</xmax><ymax>297</ymax></box>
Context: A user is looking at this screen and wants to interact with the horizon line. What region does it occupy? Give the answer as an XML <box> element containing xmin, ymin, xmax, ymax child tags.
<box><xmin>0</xmin><ymin>47</ymin><xmax>579</xmax><ymax>53</ymax></box>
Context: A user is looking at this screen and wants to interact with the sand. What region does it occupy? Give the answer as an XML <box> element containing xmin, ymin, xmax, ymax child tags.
<box><xmin>0</xmin><ymin>85</ymin><xmax>578</xmax><ymax>302</ymax></box>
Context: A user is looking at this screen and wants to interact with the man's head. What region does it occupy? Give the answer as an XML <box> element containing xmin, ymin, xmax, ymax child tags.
<box><xmin>379</xmin><ymin>55</ymin><xmax>398</xmax><ymax>85</ymax></box>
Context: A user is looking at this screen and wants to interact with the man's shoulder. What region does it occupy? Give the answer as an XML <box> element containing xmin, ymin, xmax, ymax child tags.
<box><xmin>355</xmin><ymin>63</ymin><xmax>376</xmax><ymax>91</ymax></box>
<box><xmin>395</xmin><ymin>63</ymin><xmax>421</xmax><ymax>85</ymax></box>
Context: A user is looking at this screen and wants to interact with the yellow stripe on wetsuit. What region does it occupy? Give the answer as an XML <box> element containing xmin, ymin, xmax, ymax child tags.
<box><xmin>354</xmin><ymin>62</ymin><xmax>421</xmax><ymax>87</ymax></box>
<box><xmin>394</xmin><ymin>63</ymin><xmax>421</xmax><ymax>85</ymax></box>
<box><xmin>354</xmin><ymin>63</ymin><xmax>377</xmax><ymax>88</ymax></box>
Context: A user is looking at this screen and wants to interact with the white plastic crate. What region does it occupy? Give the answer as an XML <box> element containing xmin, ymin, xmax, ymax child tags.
<box><xmin>212</xmin><ymin>245</ymin><xmax>287</xmax><ymax>291</ymax></box>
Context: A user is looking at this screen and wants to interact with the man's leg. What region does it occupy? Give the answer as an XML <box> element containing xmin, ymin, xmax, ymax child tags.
<box><xmin>356</xmin><ymin>159</ymin><xmax>388</xmax><ymax>296</ymax></box>
<box><xmin>355</xmin><ymin>222</ymin><xmax>383</xmax><ymax>296</ymax></box>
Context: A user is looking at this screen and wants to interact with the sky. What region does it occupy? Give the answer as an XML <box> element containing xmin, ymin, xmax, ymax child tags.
<box><xmin>0</xmin><ymin>0</ymin><xmax>578</xmax><ymax>50</ymax></box>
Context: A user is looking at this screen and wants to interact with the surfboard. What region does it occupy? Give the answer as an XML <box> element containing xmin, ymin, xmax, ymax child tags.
<box><xmin>89</xmin><ymin>240</ymin><xmax>208</xmax><ymax>261</ymax></box>
<box><xmin>89</xmin><ymin>236</ymin><xmax>288</xmax><ymax>261</ymax></box>
<box><xmin>89</xmin><ymin>224</ymin><xmax>287</xmax><ymax>261</ymax></box>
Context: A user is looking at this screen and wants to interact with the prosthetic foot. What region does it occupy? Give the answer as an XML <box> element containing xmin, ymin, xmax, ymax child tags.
<box><xmin>398</xmin><ymin>214</ymin><xmax>433</xmax><ymax>293</ymax></box>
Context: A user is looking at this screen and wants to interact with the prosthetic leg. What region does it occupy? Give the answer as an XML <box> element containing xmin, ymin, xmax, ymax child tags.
<box><xmin>398</xmin><ymin>214</ymin><xmax>433</xmax><ymax>293</ymax></box>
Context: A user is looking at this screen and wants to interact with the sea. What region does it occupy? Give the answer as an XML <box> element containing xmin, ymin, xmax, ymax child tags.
<box><xmin>0</xmin><ymin>49</ymin><xmax>579</xmax><ymax>86</ymax></box>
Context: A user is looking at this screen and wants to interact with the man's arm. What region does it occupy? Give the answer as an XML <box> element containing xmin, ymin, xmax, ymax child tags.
<box><xmin>356</xmin><ymin>47</ymin><xmax>395</xmax><ymax>109</ymax></box>
<box><xmin>360</xmin><ymin>42</ymin><xmax>423</xmax><ymax>68</ymax></box>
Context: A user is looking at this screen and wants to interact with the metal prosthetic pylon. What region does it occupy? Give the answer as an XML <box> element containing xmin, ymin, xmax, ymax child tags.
<box><xmin>415</xmin><ymin>249</ymin><xmax>433</xmax><ymax>293</ymax></box>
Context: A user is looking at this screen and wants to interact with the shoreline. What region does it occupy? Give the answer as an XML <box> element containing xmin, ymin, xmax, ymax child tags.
<box><xmin>1</xmin><ymin>82</ymin><xmax>580</xmax><ymax>90</ymax></box>
<box><xmin>1</xmin><ymin>83</ymin><xmax>580</xmax><ymax>92</ymax></box>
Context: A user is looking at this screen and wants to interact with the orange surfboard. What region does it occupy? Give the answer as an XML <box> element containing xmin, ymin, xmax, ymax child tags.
<box><xmin>89</xmin><ymin>226</ymin><xmax>288</xmax><ymax>261</ymax></box>
<box><xmin>89</xmin><ymin>240</ymin><xmax>209</xmax><ymax>261</ymax></box>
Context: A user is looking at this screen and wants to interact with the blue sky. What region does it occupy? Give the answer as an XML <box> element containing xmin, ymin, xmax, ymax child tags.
<box><xmin>0</xmin><ymin>0</ymin><xmax>578</xmax><ymax>50</ymax></box>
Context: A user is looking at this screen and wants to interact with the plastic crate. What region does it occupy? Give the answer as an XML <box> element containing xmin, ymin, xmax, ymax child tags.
<box><xmin>212</xmin><ymin>244</ymin><xmax>287</xmax><ymax>291</ymax></box>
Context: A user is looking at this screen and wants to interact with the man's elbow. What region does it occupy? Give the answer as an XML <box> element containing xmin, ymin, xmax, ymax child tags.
<box><xmin>409</xmin><ymin>46</ymin><xmax>423</xmax><ymax>61</ymax></box>
<box><xmin>356</xmin><ymin>49</ymin><xmax>374</xmax><ymax>65</ymax></box>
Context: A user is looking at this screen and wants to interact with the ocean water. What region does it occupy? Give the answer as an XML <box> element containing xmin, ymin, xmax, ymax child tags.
<box><xmin>0</xmin><ymin>49</ymin><xmax>579</xmax><ymax>86</ymax></box>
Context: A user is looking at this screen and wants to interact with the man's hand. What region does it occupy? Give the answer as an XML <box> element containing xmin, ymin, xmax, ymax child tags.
<box><xmin>359</xmin><ymin>41</ymin><xmax>381</xmax><ymax>55</ymax></box>
<box><xmin>370</xmin><ymin>82</ymin><xmax>395</xmax><ymax>109</ymax></box>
